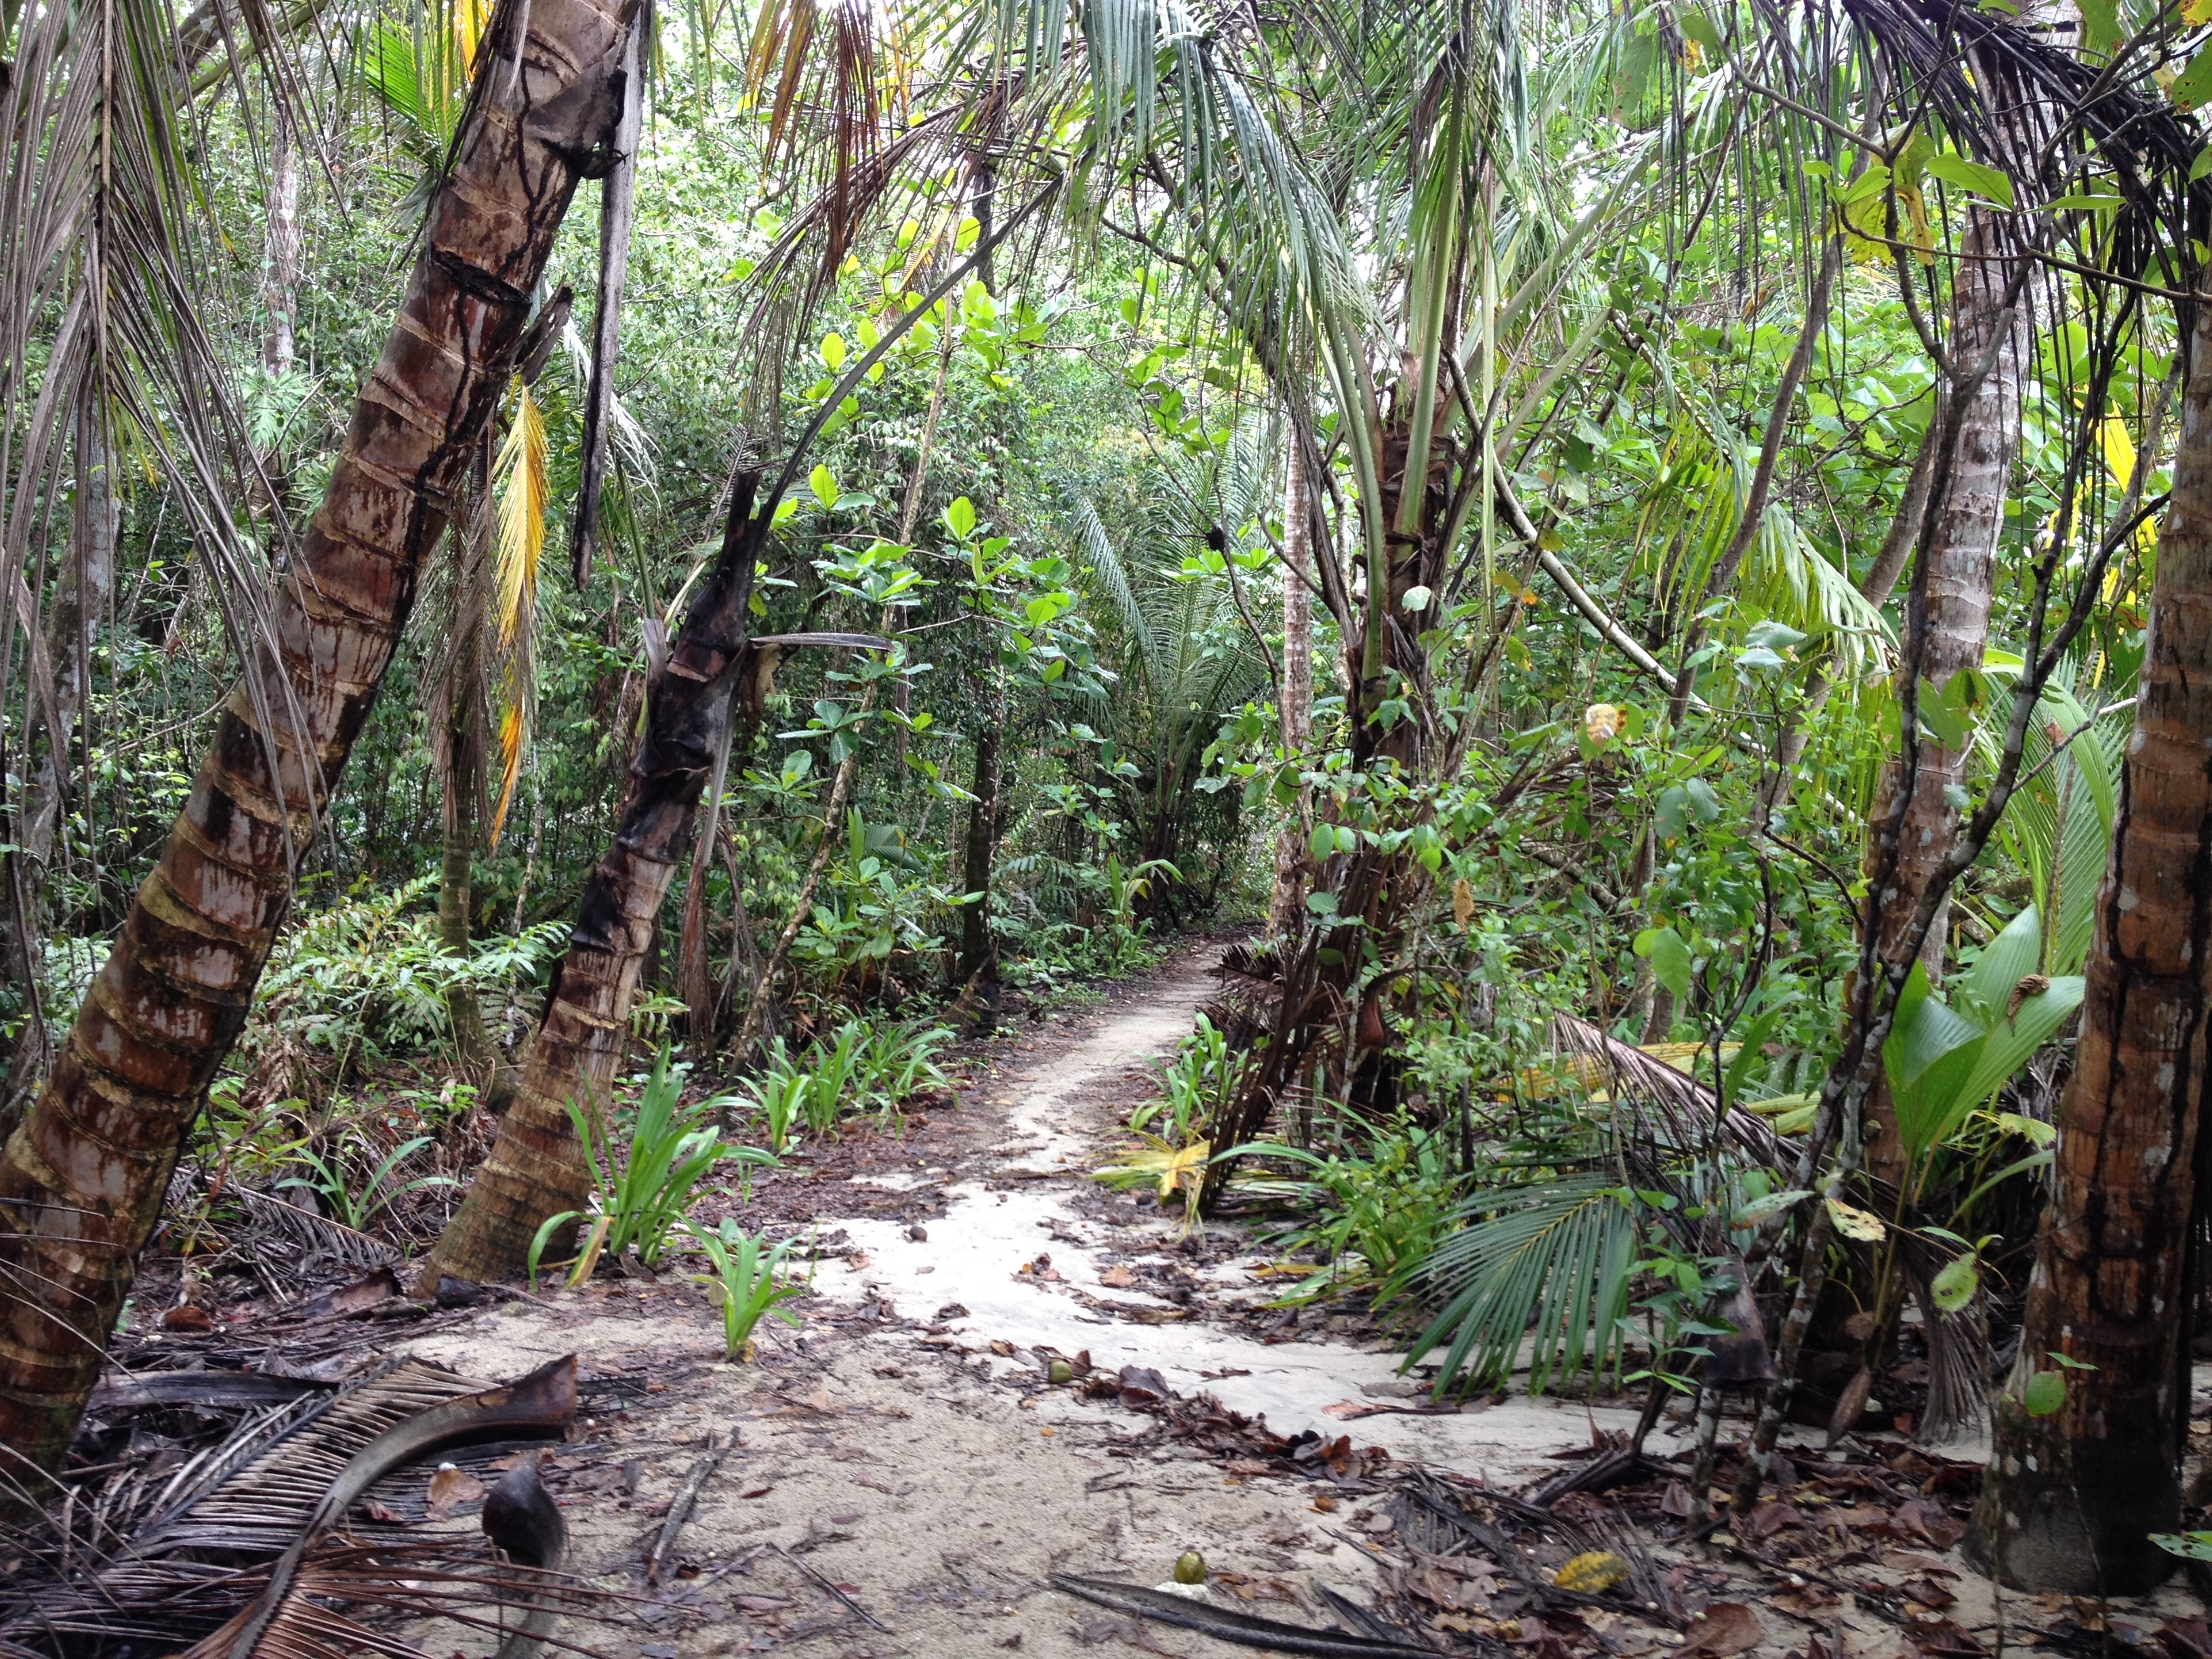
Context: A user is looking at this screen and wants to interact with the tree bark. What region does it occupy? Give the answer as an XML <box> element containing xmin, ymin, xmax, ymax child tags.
<box><xmin>438</xmin><ymin>435</ymin><xmax>496</xmax><ymax>1075</ymax></box>
<box><xmin>1861</xmin><ymin>205</ymin><xmax>2028</xmax><ymax>1187</ymax></box>
<box><xmin>1267</xmin><ymin>434</ymin><xmax>1313</xmax><ymax>942</ymax></box>
<box><xmin>262</xmin><ymin>101</ymin><xmax>300</xmax><ymax>380</ymax></box>
<box><xmin>0</xmin><ymin>0</ymin><xmax>634</xmax><ymax>1483</ymax></box>
<box><xmin>1968</xmin><ymin>291</ymin><xmax>2212</xmax><ymax>1597</ymax></box>
<box><xmin>420</xmin><ymin>475</ymin><xmax>766</xmax><ymax>1284</ymax></box>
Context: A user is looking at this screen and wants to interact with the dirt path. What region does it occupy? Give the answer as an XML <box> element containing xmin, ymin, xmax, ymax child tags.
<box><xmin>388</xmin><ymin>942</ymin><xmax>1671</xmax><ymax>1657</ymax></box>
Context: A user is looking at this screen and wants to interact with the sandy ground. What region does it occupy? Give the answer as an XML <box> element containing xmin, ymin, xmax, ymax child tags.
<box><xmin>377</xmin><ymin>945</ymin><xmax>2208</xmax><ymax>1658</ymax></box>
<box><xmin>385</xmin><ymin>943</ymin><xmax>1687</xmax><ymax>1656</ymax></box>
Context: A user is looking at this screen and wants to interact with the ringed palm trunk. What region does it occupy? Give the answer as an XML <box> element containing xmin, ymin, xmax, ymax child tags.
<box><xmin>1968</xmin><ymin>292</ymin><xmax>2212</xmax><ymax>1596</ymax></box>
<box><xmin>1862</xmin><ymin>203</ymin><xmax>2026</xmax><ymax>1185</ymax></box>
<box><xmin>421</xmin><ymin>478</ymin><xmax>766</xmax><ymax>1284</ymax></box>
<box><xmin>0</xmin><ymin>0</ymin><xmax>634</xmax><ymax>1481</ymax></box>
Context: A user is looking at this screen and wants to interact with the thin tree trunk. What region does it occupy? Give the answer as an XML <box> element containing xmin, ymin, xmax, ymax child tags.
<box><xmin>0</xmin><ymin>392</ymin><xmax>117</xmax><ymax>1130</ymax></box>
<box><xmin>0</xmin><ymin>0</ymin><xmax>634</xmax><ymax>1483</ymax></box>
<box><xmin>422</xmin><ymin>475</ymin><xmax>766</xmax><ymax>1285</ymax></box>
<box><xmin>1861</xmin><ymin>204</ymin><xmax>2027</xmax><ymax>1187</ymax></box>
<box><xmin>956</xmin><ymin>715</ymin><xmax>1002</xmax><ymax>996</ymax></box>
<box><xmin>1968</xmin><ymin>290</ymin><xmax>2212</xmax><ymax>1597</ymax></box>
<box><xmin>262</xmin><ymin>102</ymin><xmax>299</xmax><ymax>380</ymax></box>
<box><xmin>1267</xmin><ymin>434</ymin><xmax>1313</xmax><ymax>943</ymax></box>
<box><xmin>438</xmin><ymin>434</ymin><xmax>495</xmax><ymax>1076</ymax></box>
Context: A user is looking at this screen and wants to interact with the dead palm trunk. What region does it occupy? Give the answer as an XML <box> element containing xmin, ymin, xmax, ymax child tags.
<box><xmin>421</xmin><ymin>476</ymin><xmax>767</xmax><ymax>1284</ymax></box>
<box><xmin>1862</xmin><ymin>204</ymin><xmax>2027</xmax><ymax>1185</ymax></box>
<box><xmin>1266</xmin><ymin>434</ymin><xmax>1313</xmax><ymax>941</ymax></box>
<box><xmin>0</xmin><ymin>0</ymin><xmax>635</xmax><ymax>1482</ymax></box>
<box><xmin>1968</xmin><ymin>292</ymin><xmax>2212</xmax><ymax>1597</ymax></box>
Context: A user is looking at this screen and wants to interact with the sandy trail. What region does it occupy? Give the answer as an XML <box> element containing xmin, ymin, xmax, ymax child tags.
<box><xmin>396</xmin><ymin>943</ymin><xmax>1646</xmax><ymax>1657</ymax></box>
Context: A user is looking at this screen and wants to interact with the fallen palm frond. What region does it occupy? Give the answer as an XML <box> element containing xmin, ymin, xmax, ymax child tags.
<box><xmin>2</xmin><ymin>1356</ymin><xmax>592</xmax><ymax>1659</ymax></box>
<box><xmin>1389</xmin><ymin>1018</ymin><xmax>1798</xmax><ymax>1397</ymax></box>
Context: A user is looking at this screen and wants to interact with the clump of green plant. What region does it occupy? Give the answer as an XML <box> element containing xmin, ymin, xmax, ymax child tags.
<box><xmin>739</xmin><ymin>1019</ymin><xmax>951</xmax><ymax>1149</ymax></box>
<box><xmin>279</xmin><ymin>1134</ymin><xmax>458</xmax><ymax>1235</ymax></box>
<box><xmin>1127</xmin><ymin>1015</ymin><xmax>1238</xmax><ymax>1146</ymax></box>
<box><xmin>684</xmin><ymin>1217</ymin><xmax>808</xmax><ymax>1359</ymax></box>
<box><xmin>1237</xmin><ymin>1117</ymin><xmax>1462</xmax><ymax>1305</ymax></box>
<box><xmin>527</xmin><ymin>1046</ymin><xmax>774</xmax><ymax>1286</ymax></box>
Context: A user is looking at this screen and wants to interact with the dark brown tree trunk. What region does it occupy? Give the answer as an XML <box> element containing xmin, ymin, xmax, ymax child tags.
<box><xmin>438</xmin><ymin>435</ymin><xmax>496</xmax><ymax>1075</ymax></box>
<box><xmin>1862</xmin><ymin>205</ymin><xmax>2026</xmax><ymax>1186</ymax></box>
<box><xmin>420</xmin><ymin>476</ymin><xmax>765</xmax><ymax>1284</ymax></box>
<box><xmin>1969</xmin><ymin>291</ymin><xmax>2212</xmax><ymax>1597</ymax></box>
<box><xmin>0</xmin><ymin>0</ymin><xmax>635</xmax><ymax>1482</ymax></box>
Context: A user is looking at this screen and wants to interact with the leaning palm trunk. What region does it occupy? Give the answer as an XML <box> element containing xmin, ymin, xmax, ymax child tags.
<box><xmin>420</xmin><ymin>478</ymin><xmax>769</xmax><ymax>1284</ymax></box>
<box><xmin>1967</xmin><ymin>291</ymin><xmax>2212</xmax><ymax>1597</ymax></box>
<box><xmin>0</xmin><ymin>0</ymin><xmax>635</xmax><ymax>1481</ymax></box>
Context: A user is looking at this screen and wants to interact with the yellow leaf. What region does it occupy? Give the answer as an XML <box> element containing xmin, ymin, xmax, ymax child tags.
<box><xmin>2098</xmin><ymin>413</ymin><xmax>2137</xmax><ymax>488</ymax></box>
<box><xmin>1452</xmin><ymin>878</ymin><xmax>1475</xmax><ymax>928</ymax></box>
<box><xmin>2187</xmin><ymin>0</ymin><xmax>2212</xmax><ymax>26</ymax></box>
<box><xmin>487</xmin><ymin>379</ymin><xmax>548</xmax><ymax>848</ymax></box>
<box><xmin>1554</xmin><ymin>1551</ymin><xmax>1629</xmax><ymax>1593</ymax></box>
<box><xmin>1825</xmin><ymin>1196</ymin><xmax>1887</xmax><ymax>1242</ymax></box>
<box><xmin>1583</xmin><ymin>702</ymin><xmax>1622</xmax><ymax>745</ymax></box>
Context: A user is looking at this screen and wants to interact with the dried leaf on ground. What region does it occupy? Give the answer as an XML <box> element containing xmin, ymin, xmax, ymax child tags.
<box><xmin>426</xmin><ymin>1463</ymin><xmax>487</xmax><ymax>1519</ymax></box>
<box><xmin>1678</xmin><ymin>1603</ymin><xmax>1763</xmax><ymax>1658</ymax></box>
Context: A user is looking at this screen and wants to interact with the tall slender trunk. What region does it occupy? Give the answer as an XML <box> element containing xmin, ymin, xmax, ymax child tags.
<box><xmin>422</xmin><ymin>476</ymin><xmax>766</xmax><ymax>1285</ymax></box>
<box><xmin>1860</xmin><ymin>205</ymin><xmax>2026</xmax><ymax>1185</ymax></box>
<box><xmin>1968</xmin><ymin>292</ymin><xmax>2212</xmax><ymax>1597</ymax></box>
<box><xmin>1267</xmin><ymin>435</ymin><xmax>1313</xmax><ymax>943</ymax></box>
<box><xmin>957</xmin><ymin>715</ymin><xmax>1001</xmax><ymax>995</ymax></box>
<box><xmin>262</xmin><ymin>102</ymin><xmax>300</xmax><ymax>381</ymax></box>
<box><xmin>0</xmin><ymin>0</ymin><xmax>634</xmax><ymax>1482</ymax></box>
<box><xmin>22</xmin><ymin>396</ymin><xmax>117</xmax><ymax>883</ymax></box>
<box><xmin>438</xmin><ymin>434</ymin><xmax>495</xmax><ymax>1075</ymax></box>
<box><xmin>1</xmin><ymin>392</ymin><xmax>118</xmax><ymax>1128</ymax></box>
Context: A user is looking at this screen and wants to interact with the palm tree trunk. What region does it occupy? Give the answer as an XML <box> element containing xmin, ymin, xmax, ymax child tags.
<box><xmin>421</xmin><ymin>476</ymin><xmax>766</xmax><ymax>1284</ymax></box>
<box><xmin>1861</xmin><ymin>204</ymin><xmax>2027</xmax><ymax>1187</ymax></box>
<box><xmin>0</xmin><ymin>0</ymin><xmax>636</xmax><ymax>1483</ymax></box>
<box><xmin>1267</xmin><ymin>434</ymin><xmax>1313</xmax><ymax>942</ymax></box>
<box><xmin>439</xmin><ymin>436</ymin><xmax>496</xmax><ymax>1076</ymax></box>
<box><xmin>1968</xmin><ymin>291</ymin><xmax>2212</xmax><ymax>1597</ymax></box>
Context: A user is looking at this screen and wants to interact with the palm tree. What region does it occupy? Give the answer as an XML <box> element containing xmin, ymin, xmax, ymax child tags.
<box><xmin>1969</xmin><ymin>282</ymin><xmax>2212</xmax><ymax>1597</ymax></box>
<box><xmin>0</xmin><ymin>0</ymin><xmax>638</xmax><ymax>1480</ymax></box>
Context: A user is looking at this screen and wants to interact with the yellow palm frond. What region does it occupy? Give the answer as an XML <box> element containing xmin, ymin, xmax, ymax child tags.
<box><xmin>487</xmin><ymin>379</ymin><xmax>547</xmax><ymax>847</ymax></box>
<box><xmin>493</xmin><ymin>380</ymin><xmax>547</xmax><ymax>652</ymax></box>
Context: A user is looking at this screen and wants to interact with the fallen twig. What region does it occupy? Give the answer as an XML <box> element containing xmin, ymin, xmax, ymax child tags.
<box><xmin>646</xmin><ymin>1433</ymin><xmax>726</xmax><ymax>1585</ymax></box>
<box><xmin>776</xmin><ymin>1541</ymin><xmax>890</xmax><ymax>1631</ymax></box>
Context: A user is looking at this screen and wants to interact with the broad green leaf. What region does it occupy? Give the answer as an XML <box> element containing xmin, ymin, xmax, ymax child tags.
<box><xmin>945</xmin><ymin>497</ymin><xmax>977</xmax><ymax>540</ymax></box>
<box><xmin>1930</xmin><ymin>1254</ymin><xmax>1979</xmax><ymax>1313</ymax></box>
<box><xmin>1925</xmin><ymin>151</ymin><xmax>2015</xmax><ymax>209</ymax></box>
<box><xmin>1633</xmin><ymin>926</ymin><xmax>1694</xmax><ymax>999</ymax></box>
<box><xmin>819</xmin><ymin>331</ymin><xmax>847</xmax><ymax>371</ymax></box>
<box><xmin>808</xmin><ymin>464</ymin><xmax>838</xmax><ymax>509</ymax></box>
<box><xmin>2022</xmin><ymin>1370</ymin><xmax>2066</xmax><ymax>1416</ymax></box>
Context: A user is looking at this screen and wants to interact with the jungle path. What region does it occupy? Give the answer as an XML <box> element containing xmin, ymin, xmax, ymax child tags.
<box><xmin>394</xmin><ymin>941</ymin><xmax>1652</xmax><ymax>1656</ymax></box>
